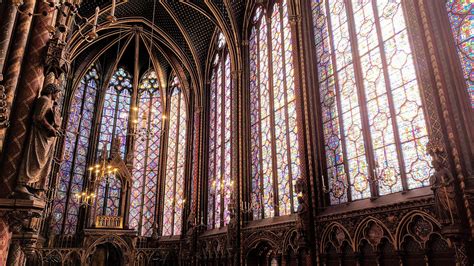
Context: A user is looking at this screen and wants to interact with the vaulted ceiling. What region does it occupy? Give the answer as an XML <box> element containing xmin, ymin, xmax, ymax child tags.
<box><xmin>67</xmin><ymin>0</ymin><xmax>247</xmax><ymax>105</ymax></box>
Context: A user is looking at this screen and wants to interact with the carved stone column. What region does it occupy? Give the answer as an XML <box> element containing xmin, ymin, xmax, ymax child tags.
<box><xmin>0</xmin><ymin>2</ymin><xmax>17</xmax><ymax>81</ymax></box>
<box><xmin>6</xmin><ymin>240</ymin><xmax>21</xmax><ymax>266</ymax></box>
<box><xmin>0</xmin><ymin>1</ymin><xmax>54</xmax><ymax>196</ymax></box>
<box><xmin>0</xmin><ymin>218</ymin><xmax>11</xmax><ymax>264</ymax></box>
<box><xmin>191</xmin><ymin>107</ymin><xmax>201</xmax><ymax>220</ymax></box>
<box><xmin>122</xmin><ymin>182</ymin><xmax>130</xmax><ymax>229</ymax></box>
<box><xmin>0</xmin><ymin>0</ymin><xmax>36</xmax><ymax>153</ymax></box>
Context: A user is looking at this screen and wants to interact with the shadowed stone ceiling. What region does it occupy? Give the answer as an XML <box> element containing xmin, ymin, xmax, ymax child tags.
<box><xmin>74</xmin><ymin>0</ymin><xmax>246</xmax><ymax>85</ymax></box>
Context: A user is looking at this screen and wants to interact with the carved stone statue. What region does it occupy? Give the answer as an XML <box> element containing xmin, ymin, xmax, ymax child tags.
<box><xmin>294</xmin><ymin>177</ymin><xmax>310</xmax><ymax>244</ymax></box>
<box><xmin>182</xmin><ymin>215</ymin><xmax>197</xmax><ymax>260</ymax></box>
<box><xmin>296</xmin><ymin>194</ymin><xmax>309</xmax><ymax>242</ymax></box>
<box><xmin>226</xmin><ymin>198</ymin><xmax>238</xmax><ymax>252</ymax></box>
<box><xmin>16</xmin><ymin>83</ymin><xmax>62</xmax><ymax>199</ymax></box>
<box><xmin>430</xmin><ymin>156</ymin><xmax>459</xmax><ymax>225</ymax></box>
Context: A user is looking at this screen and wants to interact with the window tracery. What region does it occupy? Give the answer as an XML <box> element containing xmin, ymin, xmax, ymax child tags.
<box><xmin>163</xmin><ymin>75</ymin><xmax>187</xmax><ymax>236</ymax></box>
<box><xmin>130</xmin><ymin>70</ymin><xmax>162</xmax><ymax>236</ymax></box>
<box><xmin>249</xmin><ymin>0</ymin><xmax>301</xmax><ymax>220</ymax></box>
<box><xmin>312</xmin><ymin>0</ymin><xmax>432</xmax><ymax>204</ymax></box>
<box><xmin>97</xmin><ymin>67</ymin><xmax>132</xmax><ymax>159</ymax></box>
<box><xmin>446</xmin><ymin>1</ymin><xmax>473</xmax><ymax>108</ymax></box>
<box><xmin>51</xmin><ymin>65</ymin><xmax>99</xmax><ymax>234</ymax></box>
<box><xmin>208</xmin><ymin>32</ymin><xmax>233</xmax><ymax>229</ymax></box>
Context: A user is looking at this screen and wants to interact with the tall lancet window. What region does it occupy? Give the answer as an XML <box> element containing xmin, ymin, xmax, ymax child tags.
<box><xmin>446</xmin><ymin>1</ymin><xmax>473</xmax><ymax>108</ymax></box>
<box><xmin>97</xmin><ymin>67</ymin><xmax>132</xmax><ymax>158</ymax></box>
<box><xmin>312</xmin><ymin>0</ymin><xmax>432</xmax><ymax>205</ymax></box>
<box><xmin>130</xmin><ymin>70</ymin><xmax>162</xmax><ymax>237</ymax></box>
<box><xmin>162</xmin><ymin>75</ymin><xmax>187</xmax><ymax>236</ymax></box>
<box><xmin>51</xmin><ymin>65</ymin><xmax>99</xmax><ymax>234</ymax></box>
<box><xmin>208</xmin><ymin>33</ymin><xmax>233</xmax><ymax>229</ymax></box>
<box><xmin>250</xmin><ymin>0</ymin><xmax>301</xmax><ymax>220</ymax></box>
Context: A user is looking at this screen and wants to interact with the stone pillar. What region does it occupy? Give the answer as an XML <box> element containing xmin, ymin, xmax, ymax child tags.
<box><xmin>191</xmin><ymin>108</ymin><xmax>201</xmax><ymax>219</ymax></box>
<box><xmin>0</xmin><ymin>219</ymin><xmax>11</xmax><ymax>266</ymax></box>
<box><xmin>452</xmin><ymin>240</ymin><xmax>469</xmax><ymax>266</ymax></box>
<box><xmin>0</xmin><ymin>0</ymin><xmax>36</xmax><ymax>154</ymax></box>
<box><xmin>5</xmin><ymin>240</ymin><xmax>21</xmax><ymax>266</ymax></box>
<box><xmin>0</xmin><ymin>1</ymin><xmax>53</xmax><ymax>195</ymax></box>
<box><xmin>122</xmin><ymin>182</ymin><xmax>130</xmax><ymax>229</ymax></box>
<box><xmin>0</xmin><ymin>2</ymin><xmax>17</xmax><ymax>80</ymax></box>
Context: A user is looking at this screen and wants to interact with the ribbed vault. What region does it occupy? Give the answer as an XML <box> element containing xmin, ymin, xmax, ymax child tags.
<box><xmin>67</xmin><ymin>0</ymin><xmax>246</xmax><ymax>106</ymax></box>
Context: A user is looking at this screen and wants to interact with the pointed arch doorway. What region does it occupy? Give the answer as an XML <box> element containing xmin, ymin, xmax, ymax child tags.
<box><xmin>90</xmin><ymin>242</ymin><xmax>122</xmax><ymax>266</ymax></box>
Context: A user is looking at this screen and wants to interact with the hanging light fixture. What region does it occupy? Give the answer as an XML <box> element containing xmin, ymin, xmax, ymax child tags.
<box><xmin>76</xmin><ymin>144</ymin><xmax>118</xmax><ymax>206</ymax></box>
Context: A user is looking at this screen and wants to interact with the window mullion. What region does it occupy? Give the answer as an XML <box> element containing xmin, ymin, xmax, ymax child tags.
<box><xmin>255</xmin><ymin>25</ymin><xmax>266</xmax><ymax>220</ymax></box>
<box><xmin>110</xmin><ymin>91</ymin><xmax>121</xmax><ymax>155</ymax></box>
<box><xmin>278</xmin><ymin>2</ymin><xmax>295</xmax><ymax>214</ymax></box>
<box><xmin>220</xmin><ymin>53</ymin><xmax>226</xmax><ymax>228</ymax></box>
<box><xmin>62</xmin><ymin>81</ymin><xmax>89</xmax><ymax>234</ymax></box>
<box><xmin>322</xmin><ymin>0</ymin><xmax>353</xmax><ymax>203</ymax></box>
<box><xmin>370</xmin><ymin>0</ymin><xmax>409</xmax><ymax>192</ymax></box>
<box><xmin>102</xmin><ymin>179</ymin><xmax>110</xmax><ymax>216</ymax></box>
<box><xmin>266</xmin><ymin>12</ymin><xmax>280</xmax><ymax>217</ymax></box>
<box><xmin>344</xmin><ymin>0</ymin><xmax>378</xmax><ymax>199</ymax></box>
<box><xmin>211</xmin><ymin>66</ymin><xmax>218</xmax><ymax>228</ymax></box>
<box><xmin>171</xmin><ymin>92</ymin><xmax>182</xmax><ymax>235</ymax></box>
<box><xmin>138</xmin><ymin>93</ymin><xmax>153</xmax><ymax>235</ymax></box>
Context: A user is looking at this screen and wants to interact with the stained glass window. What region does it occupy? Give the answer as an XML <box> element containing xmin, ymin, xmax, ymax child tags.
<box><xmin>89</xmin><ymin>67</ymin><xmax>132</xmax><ymax>223</ymax></box>
<box><xmin>93</xmin><ymin>174</ymin><xmax>122</xmax><ymax>218</ymax></box>
<box><xmin>97</xmin><ymin>67</ymin><xmax>132</xmax><ymax>158</ymax></box>
<box><xmin>312</xmin><ymin>0</ymin><xmax>432</xmax><ymax>204</ymax></box>
<box><xmin>162</xmin><ymin>75</ymin><xmax>187</xmax><ymax>236</ymax></box>
<box><xmin>250</xmin><ymin>1</ymin><xmax>301</xmax><ymax>220</ymax></box>
<box><xmin>130</xmin><ymin>70</ymin><xmax>162</xmax><ymax>237</ymax></box>
<box><xmin>446</xmin><ymin>1</ymin><xmax>473</xmax><ymax>108</ymax></box>
<box><xmin>208</xmin><ymin>34</ymin><xmax>233</xmax><ymax>229</ymax></box>
<box><xmin>51</xmin><ymin>65</ymin><xmax>99</xmax><ymax>234</ymax></box>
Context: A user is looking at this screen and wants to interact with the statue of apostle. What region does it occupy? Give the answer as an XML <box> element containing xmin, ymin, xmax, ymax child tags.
<box><xmin>16</xmin><ymin>83</ymin><xmax>62</xmax><ymax>199</ymax></box>
<box><xmin>429</xmin><ymin>156</ymin><xmax>459</xmax><ymax>225</ymax></box>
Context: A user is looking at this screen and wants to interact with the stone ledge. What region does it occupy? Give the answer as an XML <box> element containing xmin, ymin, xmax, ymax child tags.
<box><xmin>0</xmin><ymin>198</ymin><xmax>46</xmax><ymax>211</ymax></box>
<box><xmin>83</xmin><ymin>228</ymin><xmax>137</xmax><ymax>237</ymax></box>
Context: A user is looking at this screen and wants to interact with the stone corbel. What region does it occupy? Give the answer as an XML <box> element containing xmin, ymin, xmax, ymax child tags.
<box><xmin>294</xmin><ymin>177</ymin><xmax>310</xmax><ymax>247</ymax></box>
<box><xmin>226</xmin><ymin>196</ymin><xmax>238</xmax><ymax>256</ymax></box>
<box><xmin>0</xmin><ymin>199</ymin><xmax>46</xmax><ymax>234</ymax></box>
<box><xmin>1</xmin><ymin>199</ymin><xmax>45</xmax><ymax>264</ymax></box>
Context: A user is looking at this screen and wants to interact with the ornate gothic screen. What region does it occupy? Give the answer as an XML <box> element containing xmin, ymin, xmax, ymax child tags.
<box><xmin>51</xmin><ymin>65</ymin><xmax>99</xmax><ymax>234</ymax></box>
<box><xmin>446</xmin><ymin>1</ymin><xmax>473</xmax><ymax>108</ymax></box>
<box><xmin>97</xmin><ymin>67</ymin><xmax>132</xmax><ymax>158</ymax></box>
<box><xmin>312</xmin><ymin>0</ymin><xmax>432</xmax><ymax>204</ymax></box>
<box><xmin>162</xmin><ymin>75</ymin><xmax>187</xmax><ymax>236</ymax></box>
<box><xmin>129</xmin><ymin>70</ymin><xmax>162</xmax><ymax>236</ymax></box>
<box><xmin>249</xmin><ymin>0</ymin><xmax>301</xmax><ymax>220</ymax></box>
<box><xmin>207</xmin><ymin>33</ymin><xmax>233</xmax><ymax>229</ymax></box>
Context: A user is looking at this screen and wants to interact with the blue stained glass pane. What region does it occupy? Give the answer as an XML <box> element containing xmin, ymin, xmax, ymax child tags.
<box><xmin>52</xmin><ymin>65</ymin><xmax>99</xmax><ymax>233</ymax></box>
